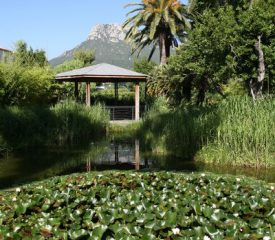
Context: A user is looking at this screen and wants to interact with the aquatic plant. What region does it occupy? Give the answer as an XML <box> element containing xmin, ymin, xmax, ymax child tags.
<box><xmin>197</xmin><ymin>97</ymin><xmax>275</xmax><ymax>167</ymax></box>
<box><xmin>0</xmin><ymin>100</ymin><xmax>109</xmax><ymax>148</ymax></box>
<box><xmin>0</xmin><ymin>172</ymin><xmax>274</xmax><ymax>239</ymax></box>
<box><xmin>140</xmin><ymin>96</ymin><xmax>275</xmax><ymax>167</ymax></box>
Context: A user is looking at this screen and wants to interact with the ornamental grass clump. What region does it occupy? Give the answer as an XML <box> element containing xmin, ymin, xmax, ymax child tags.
<box><xmin>0</xmin><ymin>172</ymin><xmax>274</xmax><ymax>239</ymax></box>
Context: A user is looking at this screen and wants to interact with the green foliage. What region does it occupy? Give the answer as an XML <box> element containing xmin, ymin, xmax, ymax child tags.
<box><xmin>53</xmin><ymin>49</ymin><xmax>96</xmax><ymax>100</ymax></box>
<box><xmin>236</xmin><ymin>0</ymin><xmax>275</xmax><ymax>91</ymax></box>
<box><xmin>54</xmin><ymin>59</ymin><xmax>86</xmax><ymax>74</ymax></box>
<box><xmin>14</xmin><ymin>40</ymin><xmax>48</xmax><ymax>67</ymax></box>
<box><xmin>0</xmin><ymin>101</ymin><xmax>109</xmax><ymax>148</ymax></box>
<box><xmin>0</xmin><ymin>171</ymin><xmax>274</xmax><ymax>238</ymax></box>
<box><xmin>133</xmin><ymin>58</ymin><xmax>157</xmax><ymax>75</ymax></box>
<box><xmin>149</xmin><ymin>1</ymin><xmax>275</xmax><ymax>103</ymax></box>
<box><xmin>0</xmin><ymin>41</ymin><xmax>60</xmax><ymax>106</ymax></box>
<box><xmin>54</xmin><ymin>50</ymin><xmax>95</xmax><ymax>75</ymax></box>
<box><xmin>0</xmin><ymin>63</ymin><xmax>56</xmax><ymax>105</ymax></box>
<box><xmin>187</xmin><ymin>0</ymin><xmax>252</xmax><ymax>14</ymax></box>
<box><xmin>73</xmin><ymin>49</ymin><xmax>95</xmax><ymax>67</ymax></box>
<box><xmin>108</xmin><ymin>122</ymin><xmax>141</xmax><ymax>140</ymax></box>
<box><xmin>92</xmin><ymin>88</ymin><xmax>137</xmax><ymax>106</ymax></box>
<box><xmin>149</xmin><ymin>6</ymin><xmax>240</xmax><ymax>104</ymax></box>
<box><xmin>198</xmin><ymin>97</ymin><xmax>275</xmax><ymax>166</ymax></box>
<box><xmin>140</xmin><ymin>97</ymin><xmax>275</xmax><ymax>167</ymax></box>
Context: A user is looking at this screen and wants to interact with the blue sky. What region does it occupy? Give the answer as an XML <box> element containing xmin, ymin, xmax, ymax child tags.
<box><xmin>0</xmin><ymin>0</ymin><xmax>187</xmax><ymax>59</ymax></box>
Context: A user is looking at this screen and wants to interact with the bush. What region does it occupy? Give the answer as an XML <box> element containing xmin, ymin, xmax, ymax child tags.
<box><xmin>92</xmin><ymin>88</ymin><xmax>136</xmax><ymax>106</ymax></box>
<box><xmin>0</xmin><ymin>63</ymin><xmax>55</xmax><ymax>105</ymax></box>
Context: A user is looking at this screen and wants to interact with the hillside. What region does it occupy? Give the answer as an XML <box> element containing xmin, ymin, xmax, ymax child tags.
<box><xmin>50</xmin><ymin>24</ymin><xmax>160</xmax><ymax>69</ymax></box>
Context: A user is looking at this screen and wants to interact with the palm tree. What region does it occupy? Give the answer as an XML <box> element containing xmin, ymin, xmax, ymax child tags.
<box><xmin>123</xmin><ymin>0</ymin><xmax>190</xmax><ymax>65</ymax></box>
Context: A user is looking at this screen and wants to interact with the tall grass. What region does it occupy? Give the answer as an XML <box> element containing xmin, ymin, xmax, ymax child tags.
<box><xmin>140</xmin><ymin>97</ymin><xmax>218</xmax><ymax>158</ymax></box>
<box><xmin>198</xmin><ymin>97</ymin><xmax>275</xmax><ymax>167</ymax></box>
<box><xmin>140</xmin><ymin>97</ymin><xmax>275</xmax><ymax>167</ymax></box>
<box><xmin>0</xmin><ymin>101</ymin><xmax>109</xmax><ymax>148</ymax></box>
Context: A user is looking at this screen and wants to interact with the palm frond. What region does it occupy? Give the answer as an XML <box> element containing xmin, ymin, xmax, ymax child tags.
<box><xmin>148</xmin><ymin>44</ymin><xmax>157</xmax><ymax>61</ymax></box>
<box><xmin>124</xmin><ymin>3</ymin><xmax>144</xmax><ymax>8</ymax></box>
<box><xmin>126</xmin><ymin>8</ymin><xmax>144</xmax><ymax>17</ymax></box>
<box><xmin>149</xmin><ymin>14</ymin><xmax>161</xmax><ymax>40</ymax></box>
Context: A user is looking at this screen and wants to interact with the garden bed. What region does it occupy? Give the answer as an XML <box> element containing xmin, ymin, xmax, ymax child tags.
<box><xmin>0</xmin><ymin>172</ymin><xmax>274</xmax><ymax>239</ymax></box>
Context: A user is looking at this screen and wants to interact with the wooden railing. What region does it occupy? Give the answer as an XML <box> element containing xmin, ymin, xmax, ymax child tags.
<box><xmin>105</xmin><ymin>106</ymin><xmax>145</xmax><ymax>120</ymax></box>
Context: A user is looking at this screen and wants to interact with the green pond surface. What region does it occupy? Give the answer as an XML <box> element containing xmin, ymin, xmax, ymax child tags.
<box><xmin>0</xmin><ymin>139</ymin><xmax>275</xmax><ymax>190</ymax></box>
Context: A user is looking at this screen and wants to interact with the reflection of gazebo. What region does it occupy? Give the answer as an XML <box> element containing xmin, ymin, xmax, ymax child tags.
<box><xmin>55</xmin><ymin>63</ymin><xmax>147</xmax><ymax>121</ymax></box>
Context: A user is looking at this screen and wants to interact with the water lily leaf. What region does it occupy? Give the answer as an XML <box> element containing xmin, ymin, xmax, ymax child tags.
<box><xmin>204</xmin><ymin>225</ymin><xmax>220</xmax><ymax>237</ymax></box>
<box><xmin>249</xmin><ymin>218</ymin><xmax>265</xmax><ymax>229</ymax></box>
<box><xmin>15</xmin><ymin>203</ymin><xmax>27</xmax><ymax>215</ymax></box>
<box><xmin>90</xmin><ymin>225</ymin><xmax>108</xmax><ymax>239</ymax></box>
<box><xmin>269</xmin><ymin>214</ymin><xmax>275</xmax><ymax>224</ymax></box>
<box><xmin>68</xmin><ymin>229</ymin><xmax>88</xmax><ymax>239</ymax></box>
<box><xmin>164</xmin><ymin>211</ymin><xmax>177</xmax><ymax>227</ymax></box>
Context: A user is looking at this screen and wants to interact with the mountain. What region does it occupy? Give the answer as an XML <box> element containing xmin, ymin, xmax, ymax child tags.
<box><xmin>50</xmin><ymin>24</ymin><xmax>159</xmax><ymax>69</ymax></box>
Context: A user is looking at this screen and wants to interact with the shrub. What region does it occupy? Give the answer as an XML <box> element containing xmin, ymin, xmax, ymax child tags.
<box><xmin>0</xmin><ymin>63</ymin><xmax>55</xmax><ymax>105</ymax></box>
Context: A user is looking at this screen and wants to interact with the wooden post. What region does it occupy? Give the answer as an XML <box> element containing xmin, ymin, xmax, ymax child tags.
<box><xmin>135</xmin><ymin>139</ymin><xmax>140</xmax><ymax>170</ymax></box>
<box><xmin>86</xmin><ymin>159</ymin><xmax>91</xmax><ymax>172</ymax></box>
<box><xmin>74</xmin><ymin>82</ymin><xmax>79</xmax><ymax>101</ymax></box>
<box><xmin>115</xmin><ymin>143</ymin><xmax>119</xmax><ymax>163</ymax></box>
<box><xmin>135</xmin><ymin>81</ymin><xmax>140</xmax><ymax>121</ymax></box>
<box><xmin>86</xmin><ymin>82</ymin><xmax>91</xmax><ymax>106</ymax></box>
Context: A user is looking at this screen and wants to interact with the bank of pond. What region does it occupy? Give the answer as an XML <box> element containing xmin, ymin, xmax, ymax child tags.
<box><xmin>0</xmin><ymin>172</ymin><xmax>274</xmax><ymax>239</ymax></box>
<box><xmin>1</xmin><ymin>97</ymin><xmax>275</xmax><ymax>168</ymax></box>
<box><xmin>0</xmin><ymin>97</ymin><xmax>275</xmax><ymax>238</ymax></box>
<box><xmin>1</xmin><ymin>141</ymin><xmax>275</xmax><ymax>190</ymax></box>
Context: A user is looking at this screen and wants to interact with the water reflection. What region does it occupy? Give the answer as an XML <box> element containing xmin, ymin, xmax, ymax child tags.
<box><xmin>0</xmin><ymin>139</ymin><xmax>275</xmax><ymax>190</ymax></box>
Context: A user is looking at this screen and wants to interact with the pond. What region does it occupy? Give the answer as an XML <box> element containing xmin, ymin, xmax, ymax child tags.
<box><xmin>0</xmin><ymin>138</ymin><xmax>275</xmax><ymax>190</ymax></box>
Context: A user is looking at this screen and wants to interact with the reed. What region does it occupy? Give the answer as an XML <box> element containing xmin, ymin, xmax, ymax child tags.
<box><xmin>198</xmin><ymin>96</ymin><xmax>275</xmax><ymax>167</ymax></box>
<box><xmin>140</xmin><ymin>96</ymin><xmax>275</xmax><ymax>167</ymax></box>
<box><xmin>0</xmin><ymin>100</ymin><xmax>109</xmax><ymax>148</ymax></box>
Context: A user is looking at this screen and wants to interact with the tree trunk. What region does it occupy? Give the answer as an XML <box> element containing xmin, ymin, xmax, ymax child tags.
<box><xmin>165</xmin><ymin>36</ymin><xmax>171</xmax><ymax>59</ymax></box>
<box><xmin>250</xmin><ymin>35</ymin><xmax>265</xmax><ymax>101</ymax></box>
<box><xmin>159</xmin><ymin>32</ymin><xmax>167</xmax><ymax>65</ymax></box>
<box><xmin>196</xmin><ymin>79</ymin><xmax>208</xmax><ymax>105</ymax></box>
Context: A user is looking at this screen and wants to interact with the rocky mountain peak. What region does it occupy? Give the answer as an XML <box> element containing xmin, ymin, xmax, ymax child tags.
<box><xmin>87</xmin><ymin>24</ymin><xmax>126</xmax><ymax>42</ymax></box>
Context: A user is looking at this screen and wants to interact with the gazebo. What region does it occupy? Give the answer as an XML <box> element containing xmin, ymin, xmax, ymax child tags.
<box><xmin>55</xmin><ymin>63</ymin><xmax>147</xmax><ymax>121</ymax></box>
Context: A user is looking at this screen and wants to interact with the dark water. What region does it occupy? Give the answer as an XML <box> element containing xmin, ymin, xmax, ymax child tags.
<box><xmin>0</xmin><ymin>139</ymin><xmax>275</xmax><ymax>190</ymax></box>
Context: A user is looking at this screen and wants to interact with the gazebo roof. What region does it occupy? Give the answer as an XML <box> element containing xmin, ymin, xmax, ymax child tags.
<box><xmin>56</xmin><ymin>63</ymin><xmax>147</xmax><ymax>82</ymax></box>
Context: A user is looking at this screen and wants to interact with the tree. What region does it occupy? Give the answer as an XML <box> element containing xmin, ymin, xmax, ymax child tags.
<box><xmin>149</xmin><ymin>6</ymin><xmax>239</xmax><ymax>104</ymax></box>
<box><xmin>123</xmin><ymin>0</ymin><xmax>190</xmax><ymax>65</ymax></box>
<box><xmin>187</xmin><ymin>0</ymin><xmax>257</xmax><ymax>14</ymax></box>
<box><xmin>0</xmin><ymin>63</ymin><xmax>54</xmax><ymax>105</ymax></box>
<box><xmin>133</xmin><ymin>58</ymin><xmax>157</xmax><ymax>75</ymax></box>
<box><xmin>237</xmin><ymin>0</ymin><xmax>275</xmax><ymax>100</ymax></box>
<box><xmin>148</xmin><ymin>0</ymin><xmax>275</xmax><ymax>104</ymax></box>
<box><xmin>14</xmin><ymin>41</ymin><xmax>48</xmax><ymax>67</ymax></box>
<box><xmin>73</xmin><ymin>49</ymin><xmax>95</xmax><ymax>67</ymax></box>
